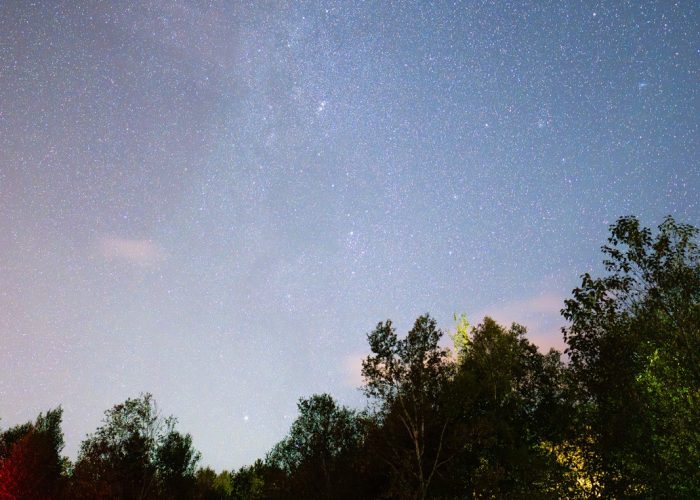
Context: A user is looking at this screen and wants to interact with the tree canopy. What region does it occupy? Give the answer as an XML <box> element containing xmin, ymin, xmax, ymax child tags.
<box><xmin>563</xmin><ymin>215</ymin><xmax>700</xmax><ymax>497</ymax></box>
<box><xmin>71</xmin><ymin>393</ymin><xmax>200</xmax><ymax>499</ymax></box>
<box><xmin>0</xmin><ymin>408</ymin><xmax>66</xmax><ymax>499</ymax></box>
<box><xmin>2</xmin><ymin>215</ymin><xmax>697</xmax><ymax>498</ymax></box>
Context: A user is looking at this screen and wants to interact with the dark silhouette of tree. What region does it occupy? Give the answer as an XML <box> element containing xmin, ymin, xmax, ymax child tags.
<box><xmin>440</xmin><ymin>317</ymin><xmax>570</xmax><ymax>497</ymax></box>
<box><xmin>0</xmin><ymin>408</ymin><xmax>66</xmax><ymax>499</ymax></box>
<box><xmin>3</xmin><ymin>214</ymin><xmax>696</xmax><ymax>499</ymax></box>
<box><xmin>265</xmin><ymin>394</ymin><xmax>365</xmax><ymax>499</ymax></box>
<box><xmin>361</xmin><ymin>315</ymin><xmax>453</xmax><ymax>499</ymax></box>
<box><xmin>194</xmin><ymin>467</ymin><xmax>234</xmax><ymax>500</ymax></box>
<box><xmin>71</xmin><ymin>393</ymin><xmax>200</xmax><ymax>499</ymax></box>
<box><xmin>230</xmin><ymin>460</ymin><xmax>267</xmax><ymax>499</ymax></box>
<box><xmin>563</xmin><ymin>215</ymin><xmax>700</xmax><ymax>497</ymax></box>
<box><xmin>156</xmin><ymin>427</ymin><xmax>201</xmax><ymax>498</ymax></box>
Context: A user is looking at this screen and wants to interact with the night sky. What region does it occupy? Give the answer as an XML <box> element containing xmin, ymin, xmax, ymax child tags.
<box><xmin>1</xmin><ymin>1</ymin><xmax>698</xmax><ymax>470</ymax></box>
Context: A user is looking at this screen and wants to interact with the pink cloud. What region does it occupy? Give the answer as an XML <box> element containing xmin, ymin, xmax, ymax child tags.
<box><xmin>470</xmin><ymin>292</ymin><xmax>566</xmax><ymax>352</ymax></box>
<box><xmin>342</xmin><ymin>353</ymin><xmax>367</xmax><ymax>388</ymax></box>
<box><xmin>98</xmin><ymin>236</ymin><xmax>166</xmax><ymax>266</ymax></box>
<box><xmin>526</xmin><ymin>331</ymin><xmax>567</xmax><ymax>353</ymax></box>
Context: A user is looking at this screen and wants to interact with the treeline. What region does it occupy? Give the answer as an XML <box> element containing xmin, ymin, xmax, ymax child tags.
<box><xmin>2</xmin><ymin>216</ymin><xmax>699</xmax><ymax>499</ymax></box>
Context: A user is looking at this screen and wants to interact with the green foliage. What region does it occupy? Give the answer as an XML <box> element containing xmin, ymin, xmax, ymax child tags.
<box><xmin>156</xmin><ymin>427</ymin><xmax>201</xmax><ymax>498</ymax></box>
<box><xmin>71</xmin><ymin>393</ymin><xmax>200</xmax><ymax>499</ymax></box>
<box><xmin>265</xmin><ymin>394</ymin><xmax>365</xmax><ymax>498</ymax></box>
<box><xmin>194</xmin><ymin>467</ymin><xmax>234</xmax><ymax>500</ymax></box>
<box><xmin>563</xmin><ymin>215</ymin><xmax>700</xmax><ymax>497</ymax></box>
<box><xmin>230</xmin><ymin>460</ymin><xmax>267</xmax><ymax>499</ymax></box>
<box><xmin>450</xmin><ymin>313</ymin><xmax>471</xmax><ymax>363</ymax></box>
<box><xmin>441</xmin><ymin>318</ymin><xmax>569</xmax><ymax>498</ymax></box>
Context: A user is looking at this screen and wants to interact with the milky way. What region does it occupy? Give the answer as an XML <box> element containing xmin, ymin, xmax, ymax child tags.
<box><xmin>1</xmin><ymin>1</ymin><xmax>698</xmax><ymax>469</ymax></box>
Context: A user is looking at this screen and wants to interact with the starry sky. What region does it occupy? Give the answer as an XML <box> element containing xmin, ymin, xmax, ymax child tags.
<box><xmin>1</xmin><ymin>0</ymin><xmax>698</xmax><ymax>470</ymax></box>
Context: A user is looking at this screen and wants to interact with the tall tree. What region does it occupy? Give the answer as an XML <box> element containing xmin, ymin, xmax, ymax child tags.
<box><xmin>0</xmin><ymin>408</ymin><xmax>66</xmax><ymax>499</ymax></box>
<box><xmin>156</xmin><ymin>427</ymin><xmax>201</xmax><ymax>499</ymax></box>
<box><xmin>361</xmin><ymin>315</ymin><xmax>453</xmax><ymax>499</ymax></box>
<box><xmin>441</xmin><ymin>317</ymin><xmax>568</xmax><ymax>497</ymax></box>
<box><xmin>563</xmin><ymin>215</ymin><xmax>700</xmax><ymax>497</ymax></box>
<box><xmin>266</xmin><ymin>394</ymin><xmax>365</xmax><ymax>499</ymax></box>
<box><xmin>71</xmin><ymin>393</ymin><xmax>200</xmax><ymax>499</ymax></box>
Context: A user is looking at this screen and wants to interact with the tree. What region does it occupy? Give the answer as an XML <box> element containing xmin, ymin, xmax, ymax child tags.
<box><xmin>230</xmin><ymin>460</ymin><xmax>266</xmax><ymax>499</ymax></box>
<box><xmin>156</xmin><ymin>428</ymin><xmax>201</xmax><ymax>499</ymax></box>
<box><xmin>71</xmin><ymin>393</ymin><xmax>200</xmax><ymax>499</ymax></box>
<box><xmin>194</xmin><ymin>467</ymin><xmax>234</xmax><ymax>500</ymax></box>
<box><xmin>265</xmin><ymin>394</ymin><xmax>364</xmax><ymax>498</ymax></box>
<box><xmin>563</xmin><ymin>215</ymin><xmax>700</xmax><ymax>497</ymax></box>
<box><xmin>0</xmin><ymin>408</ymin><xmax>66</xmax><ymax>499</ymax></box>
<box><xmin>441</xmin><ymin>317</ymin><xmax>569</xmax><ymax>497</ymax></box>
<box><xmin>361</xmin><ymin>315</ymin><xmax>453</xmax><ymax>499</ymax></box>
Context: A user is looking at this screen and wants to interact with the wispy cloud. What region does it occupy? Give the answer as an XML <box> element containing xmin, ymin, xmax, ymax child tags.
<box><xmin>471</xmin><ymin>293</ymin><xmax>566</xmax><ymax>352</ymax></box>
<box><xmin>98</xmin><ymin>236</ymin><xmax>166</xmax><ymax>266</ymax></box>
<box><xmin>342</xmin><ymin>353</ymin><xmax>366</xmax><ymax>388</ymax></box>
